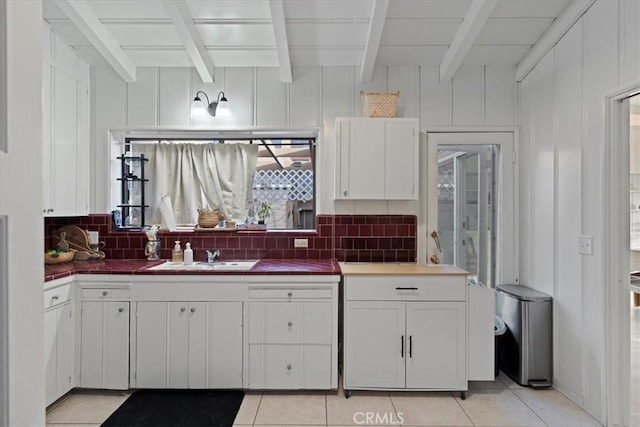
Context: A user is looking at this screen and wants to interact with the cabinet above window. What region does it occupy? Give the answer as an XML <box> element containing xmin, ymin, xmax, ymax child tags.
<box><xmin>334</xmin><ymin>117</ymin><xmax>419</xmax><ymax>201</ymax></box>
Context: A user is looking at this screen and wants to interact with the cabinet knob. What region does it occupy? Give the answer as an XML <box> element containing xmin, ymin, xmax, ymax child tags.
<box><xmin>102</xmin><ymin>291</ymin><xmax>108</xmax><ymax>296</ymax></box>
<box><xmin>180</xmin><ymin>307</ymin><xmax>186</xmax><ymax>312</ymax></box>
<box><xmin>118</xmin><ymin>307</ymin><xmax>125</xmax><ymax>313</ymax></box>
<box><xmin>287</xmin><ymin>321</ymin><xmax>293</xmax><ymax>327</ymax></box>
<box><xmin>286</xmin><ymin>364</ymin><xmax>292</xmax><ymax>371</ymax></box>
<box><xmin>343</xmin><ymin>191</ymin><xmax>348</xmax><ymax>196</ymax></box>
<box><xmin>52</xmin><ymin>295</ymin><xmax>59</xmax><ymax>300</ymax></box>
<box><xmin>191</xmin><ymin>307</ymin><xmax>196</xmax><ymax>313</ymax></box>
<box><xmin>287</xmin><ymin>292</ymin><xmax>293</xmax><ymax>298</ymax></box>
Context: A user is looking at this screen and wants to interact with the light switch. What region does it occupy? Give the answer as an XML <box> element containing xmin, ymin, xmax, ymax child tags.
<box><xmin>578</xmin><ymin>235</ymin><xmax>593</xmax><ymax>255</ymax></box>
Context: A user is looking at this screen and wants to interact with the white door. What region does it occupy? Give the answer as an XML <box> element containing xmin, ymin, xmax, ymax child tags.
<box><xmin>80</xmin><ymin>301</ymin><xmax>128</xmax><ymax>389</ymax></box>
<box><xmin>135</xmin><ymin>302</ymin><xmax>168</xmax><ymax>388</ymax></box>
<box><xmin>103</xmin><ymin>302</ymin><xmax>129</xmax><ymax>389</ymax></box>
<box><xmin>168</xmin><ymin>302</ymin><xmax>189</xmax><ymax>388</ymax></box>
<box><xmin>57</xmin><ymin>302</ymin><xmax>74</xmax><ymax>396</ymax></box>
<box><xmin>344</xmin><ymin>301</ymin><xmax>405</xmax><ymax>388</ymax></box>
<box><xmin>44</xmin><ymin>308</ymin><xmax>58</xmax><ymax>406</ymax></box>
<box><xmin>405</xmin><ymin>302</ymin><xmax>466</xmax><ymax>389</ymax></box>
<box><xmin>344</xmin><ymin>119</ymin><xmax>385</xmax><ymax>199</ymax></box>
<box><xmin>188</xmin><ymin>302</ymin><xmax>206</xmax><ymax>388</ymax></box>
<box><xmin>208</xmin><ymin>302</ymin><xmax>242</xmax><ymax>388</ymax></box>
<box><xmin>424</xmin><ymin>132</ymin><xmax>516</xmax><ymax>286</ymax></box>
<box><xmin>385</xmin><ymin>121</ymin><xmax>417</xmax><ymax>199</ymax></box>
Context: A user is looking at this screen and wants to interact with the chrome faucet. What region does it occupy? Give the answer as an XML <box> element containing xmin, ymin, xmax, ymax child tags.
<box><xmin>206</xmin><ymin>249</ymin><xmax>221</xmax><ymax>263</ymax></box>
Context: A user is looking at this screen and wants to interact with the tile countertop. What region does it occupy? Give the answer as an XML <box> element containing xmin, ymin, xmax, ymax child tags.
<box><xmin>45</xmin><ymin>258</ymin><xmax>342</xmax><ymax>282</ymax></box>
<box><xmin>339</xmin><ymin>262</ymin><xmax>468</xmax><ymax>275</ymax></box>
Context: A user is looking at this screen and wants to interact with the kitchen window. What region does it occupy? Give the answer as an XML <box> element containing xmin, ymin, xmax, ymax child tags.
<box><xmin>114</xmin><ymin>137</ymin><xmax>315</xmax><ymax>230</ymax></box>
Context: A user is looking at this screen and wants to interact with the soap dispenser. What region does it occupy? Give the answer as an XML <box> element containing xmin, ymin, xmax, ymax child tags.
<box><xmin>172</xmin><ymin>241</ymin><xmax>183</xmax><ymax>264</ymax></box>
<box><xmin>183</xmin><ymin>242</ymin><xmax>193</xmax><ymax>265</ymax></box>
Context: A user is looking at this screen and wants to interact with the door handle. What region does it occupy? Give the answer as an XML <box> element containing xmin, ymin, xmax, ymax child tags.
<box><xmin>431</xmin><ymin>230</ymin><xmax>442</xmax><ymax>252</ymax></box>
<box><xmin>409</xmin><ymin>336</ymin><xmax>412</xmax><ymax>358</ymax></box>
<box><xmin>401</xmin><ymin>335</ymin><xmax>404</xmax><ymax>358</ymax></box>
<box><xmin>395</xmin><ymin>287</ymin><xmax>418</xmax><ymax>291</ymax></box>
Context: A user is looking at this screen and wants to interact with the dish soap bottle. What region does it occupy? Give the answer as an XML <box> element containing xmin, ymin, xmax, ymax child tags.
<box><xmin>183</xmin><ymin>242</ymin><xmax>193</xmax><ymax>265</ymax></box>
<box><xmin>172</xmin><ymin>241</ymin><xmax>183</xmax><ymax>264</ymax></box>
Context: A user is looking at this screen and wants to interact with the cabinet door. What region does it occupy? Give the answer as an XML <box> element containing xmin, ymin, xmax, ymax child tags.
<box><xmin>405</xmin><ymin>302</ymin><xmax>466</xmax><ymax>389</ymax></box>
<box><xmin>135</xmin><ymin>302</ymin><xmax>168</xmax><ymax>388</ymax></box>
<box><xmin>57</xmin><ymin>302</ymin><xmax>74</xmax><ymax>397</ymax></box>
<box><xmin>50</xmin><ymin>68</ymin><xmax>78</xmax><ymax>216</ymax></box>
<box><xmin>344</xmin><ymin>301</ymin><xmax>405</xmax><ymax>388</ymax></box>
<box><xmin>167</xmin><ymin>302</ymin><xmax>189</xmax><ymax>388</ymax></box>
<box><xmin>188</xmin><ymin>302</ymin><xmax>206</xmax><ymax>388</ymax></box>
<box><xmin>337</xmin><ymin>119</ymin><xmax>385</xmax><ymax>199</ymax></box>
<box><xmin>384</xmin><ymin>121</ymin><xmax>418</xmax><ymax>199</ymax></box>
<box><xmin>208</xmin><ymin>302</ymin><xmax>242</xmax><ymax>388</ymax></box>
<box><xmin>80</xmin><ymin>301</ymin><xmax>128</xmax><ymax>389</ymax></box>
<box><xmin>44</xmin><ymin>308</ymin><xmax>58</xmax><ymax>406</ymax></box>
<box><xmin>103</xmin><ymin>302</ymin><xmax>129</xmax><ymax>389</ymax></box>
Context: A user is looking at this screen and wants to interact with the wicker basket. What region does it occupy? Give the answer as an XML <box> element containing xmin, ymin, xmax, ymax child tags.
<box><xmin>44</xmin><ymin>250</ymin><xmax>76</xmax><ymax>265</ymax></box>
<box><xmin>197</xmin><ymin>209</ymin><xmax>224</xmax><ymax>228</ymax></box>
<box><xmin>361</xmin><ymin>91</ymin><xmax>399</xmax><ymax>118</ymax></box>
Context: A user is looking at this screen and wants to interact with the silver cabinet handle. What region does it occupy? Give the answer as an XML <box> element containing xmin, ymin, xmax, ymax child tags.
<box><xmin>287</xmin><ymin>321</ymin><xmax>293</xmax><ymax>327</ymax></box>
<box><xmin>287</xmin><ymin>292</ymin><xmax>293</xmax><ymax>298</ymax></box>
<box><xmin>191</xmin><ymin>307</ymin><xmax>196</xmax><ymax>313</ymax></box>
<box><xmin>102</xmin><ymin>291</ymin><xmax>108</xmax><ymax>296</ymax></box>
<box><xmin>180</xmin><ymin>307</ymin><xmax>186</xmax><ymax>312</ymax></box>
<box><xmin>118</xmin><ymin>307</ymin><xmax>125</xmax><ymax>313</ymax></box>
<box><xmin>286</xmin><ymin>364</ymin><xmax>292</xmax><ymax>371</ymax></box>
<box><xmin>52</xmin><ymin>295</ymin><xmax>59</xmax><ymax>300</ymax></box>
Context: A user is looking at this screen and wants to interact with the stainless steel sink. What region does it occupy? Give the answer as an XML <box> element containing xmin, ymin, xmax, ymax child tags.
<box><xmin>148</xmin><ymin>260</ymin><xmax>258</xmax><ymax>271</ymax></box>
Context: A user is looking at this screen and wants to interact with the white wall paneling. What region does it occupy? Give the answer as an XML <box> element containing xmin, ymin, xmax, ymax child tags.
<box><xmin>256</xmin><ymin>68</ymin><xmax>287</xmax><ymax>127</ymax></box>
<box><xmin>452</xmin><ymin>66</ymin><xmax>484</xmax><ymax>126</ymax></box>
<box><xmin>1</xmin><ymin>1</ymin><xmax>45</xmax><ymax>424</ymax></box>
<box><xmin>127</xmin><ymin>67</ymin><xmax>158</xmax><ymax>127</ymax></box>
<box><xmin>517</xmin><ymin>0</ymin><xmax>634</xmax><ymax>422</ymax></box>
<box><xmin>0</xmin><ymin>0</ymin><xmax>7</xmax><ymax>154</ymax></box>
<box><xmin>91</xmin><ymin>64</ymin><xmax>516</xmax><ymax>216</ymax></box>
<box><xmin>0</xmin><ymin>215</ymin><xmax>7</xmax><ymax>425</ymax></box>
<box><xmin>553</xmin><ymin>21</ymin><xmax>584</xmax><ymax>404</ymax></box>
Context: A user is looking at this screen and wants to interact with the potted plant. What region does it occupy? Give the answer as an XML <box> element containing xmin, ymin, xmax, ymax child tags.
<box><xmin>256</xmin><ymin>202</ymin><xmax>271</xmax><ymax>225</ymax></box>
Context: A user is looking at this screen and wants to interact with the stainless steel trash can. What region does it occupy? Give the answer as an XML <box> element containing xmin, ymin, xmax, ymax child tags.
<box><xmin>495</xmin><ymin>285</ymin><xmax>552</xmax><ymax>387</ymax></box>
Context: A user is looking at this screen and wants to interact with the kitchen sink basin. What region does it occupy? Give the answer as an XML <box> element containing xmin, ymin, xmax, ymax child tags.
<box><xmin>148</xmin><ymin>260</ymin><xmax>258</xmax><ymax>271</ymax></box>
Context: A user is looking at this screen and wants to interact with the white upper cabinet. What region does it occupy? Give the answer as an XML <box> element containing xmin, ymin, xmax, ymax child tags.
<box><xmin>335</xmin><ymin>117</ymin><xmax>419</xmax><ymax>200</ymax></box>
<box><xmin>42</xmin><ymin>24</ymin><xmax>90</xmax><ymax>217</ymax></box>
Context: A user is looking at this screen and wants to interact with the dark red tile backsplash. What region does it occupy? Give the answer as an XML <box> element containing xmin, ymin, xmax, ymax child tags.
<box><xmin>45</xmin><ymin>213</ymin><xmax>416</xmax><ymax>262</ymax></box>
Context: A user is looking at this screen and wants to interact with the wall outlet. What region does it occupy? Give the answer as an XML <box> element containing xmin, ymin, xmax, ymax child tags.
<box><xmin>578</xmin><ymin>235</ymin><xmax>593</xmax><ymax>255</ymax></box>
<box><xmin>294</xmin><ymin>238</ymin><xmax>308</xmax><ymax>248</ymax></box>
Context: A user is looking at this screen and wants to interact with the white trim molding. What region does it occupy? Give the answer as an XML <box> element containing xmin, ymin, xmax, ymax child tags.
<box><xmin>360</xmin><ymin>0</ymin><xmax>389</xmax><ymax>83</ymax></box>
<box><xmin>604</xmin><ymin>81</ymin><xmax>640</xmax><ymax>427</ymax></box>
<box><xmin>269</xmin><ymin>0</ymin><xmax>292</xmax><ymax>83</ymax></box>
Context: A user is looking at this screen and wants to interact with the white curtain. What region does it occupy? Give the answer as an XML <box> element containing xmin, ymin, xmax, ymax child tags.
<box><xmin>135</xmin><ymin>143</ymin><xmax>258</xmax><ymax>225</ymax></box>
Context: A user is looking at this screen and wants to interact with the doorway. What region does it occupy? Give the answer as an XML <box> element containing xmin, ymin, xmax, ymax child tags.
<box><xmin>424</xmin><ymin>132</ymin><xmax>517</xmax><ymax>286</ymax></box>
<box><xmin>437</xmin><ymin>145</ymin><xmax>497</xmax><ymax>286</ymax></box>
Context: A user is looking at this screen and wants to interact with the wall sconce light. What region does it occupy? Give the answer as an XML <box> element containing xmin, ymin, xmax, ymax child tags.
<box><xmin>190</xmin><ymin>90</ymin><xmax>231</xmax><ymax>119</ymax></box>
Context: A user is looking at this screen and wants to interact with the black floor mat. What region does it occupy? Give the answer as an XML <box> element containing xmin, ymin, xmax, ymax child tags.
<box><xmin>101</xmin><ymin>389</ymin><xmax>245</xmax><ymax>427</ymax></box>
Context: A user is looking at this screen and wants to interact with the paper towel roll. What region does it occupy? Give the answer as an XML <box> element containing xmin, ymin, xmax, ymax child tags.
<box><xmin>158</xmin><ymin>195</ymin><xmax>177</xmax><ymax>231</ymax></box>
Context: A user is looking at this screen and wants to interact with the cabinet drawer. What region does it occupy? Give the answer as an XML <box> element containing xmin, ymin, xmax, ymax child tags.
<box><xmin>249</xmin><ymin>288</ymin><xmax>331</xmax><ymax>300</ymax></box>
<box><xmin>81</xmin><ymin>288</ymin><xmax>130</xmax><ymax>300</ymax></box>
<box><xmin>249</xmin><ymin>302</ymin><xmax>331</xmax><ymax>344</ymax></box>
<box><xmin>345</xmin><ymin>275</ymin><xmax>466</xmax><ymax>301</ymax></box>
<box><xmin>248</xmin><ymin>344</ymin><xmax>331</xmax><ymax>389</ymax></box>
<box><xmin>44</xmin><ymin>283</ymin><xmax>72</xmax><ymax>309</ymax></box>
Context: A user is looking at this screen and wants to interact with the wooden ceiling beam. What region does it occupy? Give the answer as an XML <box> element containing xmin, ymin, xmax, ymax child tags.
<box><xmin>162</xmin><ymin>0</ymin><xmax>214</xmax><ymax>83</ymax></box>
<box><xmin>360</xmin><ymin>0</ymin><xmax>389</xmax><ymax>83</ymax></box>
<box><xmin>516</xmin><ymin>0</ymin><xmax>595</xmax><ymax>82</ymax></box>
<box><xmin>439</xmin><ymin>0</ymin><xmax>498</xmax><ymax>82</ymax></box>
<box><xmin>269</xmin><ymin>0</ymin><xmax>292</xmax><ymax>83</ymax></box>
<box><xmin>54</xmin><ymin>0</ymin><xmax>136</xmax><ymax>82</ymax></box>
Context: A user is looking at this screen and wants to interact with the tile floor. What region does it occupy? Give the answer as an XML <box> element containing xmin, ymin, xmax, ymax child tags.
<box><xmin>46</xmin><ymin>371</ymin><xmax>604</xmax><ymax>427</ymax></box>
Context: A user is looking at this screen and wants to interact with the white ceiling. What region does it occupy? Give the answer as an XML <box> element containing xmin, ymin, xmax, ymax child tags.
<box><xmin>43</xmin><ymin>0</ymin><xmax>573</xmax><ymax>82</ymax></box>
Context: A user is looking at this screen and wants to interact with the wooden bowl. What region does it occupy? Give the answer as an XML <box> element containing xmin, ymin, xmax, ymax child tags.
<box><xmin>44</xmin><ymin>250</ymin><xmax>76</xmax><ymax>265</ymax></box>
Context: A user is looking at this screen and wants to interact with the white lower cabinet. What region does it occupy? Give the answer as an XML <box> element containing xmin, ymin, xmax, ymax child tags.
<box><xmin>134</xmin><ymin>301</ymin><xmax>242</xmax><ymax>389</ymax></box>
<box><xmin>44</xmin><ymin>282</ymin><xmax>74</xmax><ymax>406</ymax></box>
<box><xmin>246</xmin><ymin>283</ymin><xmax>338</xmax><ymax>390</ymax></box>
<box><xmin>80</xmin><ymin>301</ymin><xmax>130</xmax><ymax>389</ymax></box>
<box><xmin>343</xmin><ymin>274</ymin><xmax>467</xmax><ymax>393</ymax></box>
